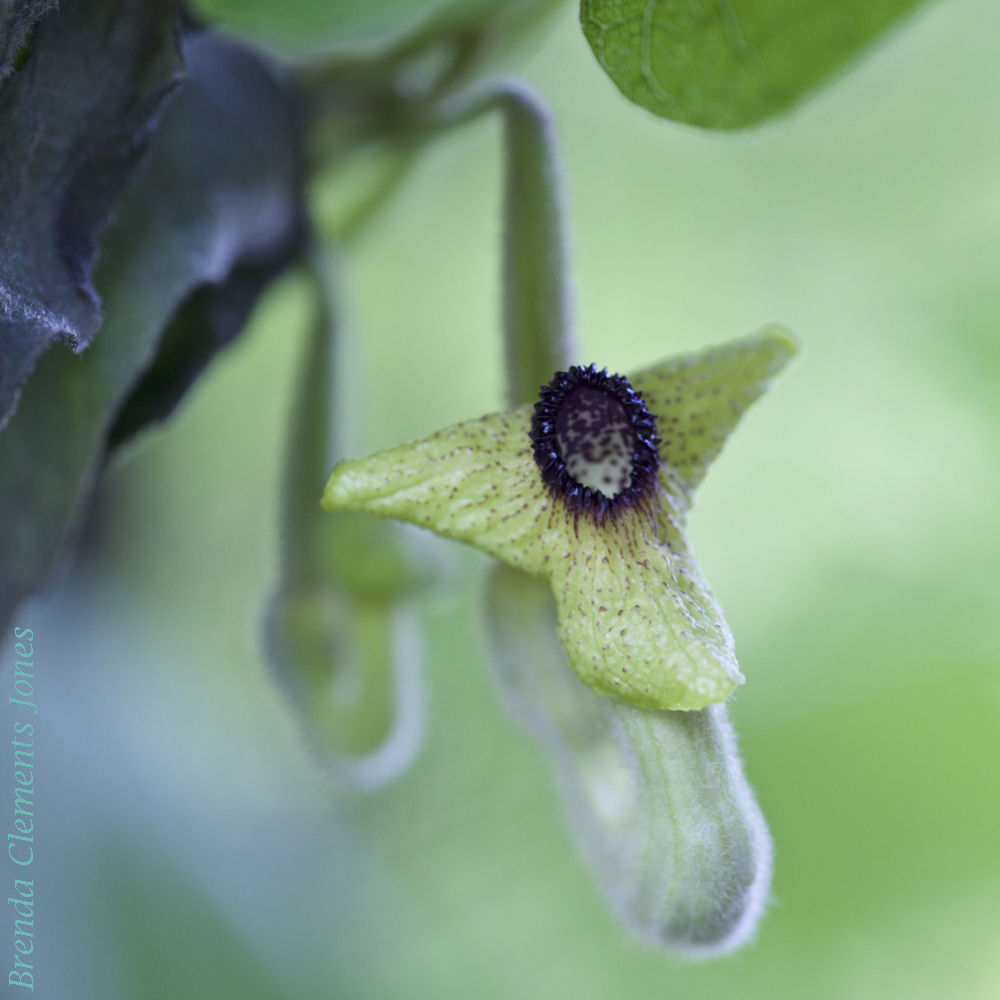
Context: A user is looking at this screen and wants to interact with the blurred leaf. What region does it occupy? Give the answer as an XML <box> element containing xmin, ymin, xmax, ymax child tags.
<box><xmin>580</xmin><ymin>0</ymin><xmax>928</xmax><ymax>129</ymax></box>
<box><xmin>0</xmin><ymin>29</ymin><xmax>303</xmax><ymax>639</ymax></box>
<box><xmin>107</xmin><ymin>218</ymin><xmax>303</xmax><ymax>451</ymax></box>
<box><xmin>0</xmin><ymin>0</ymin><xmax>55</xmax><ymax>83</ymax></box>
<box><xmin>190</xmin><ymin>0</ymin><xmax>447</xmax><ymax>47</ymax></box>
<box><xmin>188</xmin><ymin>0</ymin><xmax>555</xmax><ymax>57</ymax></box>
<box><xmin>0</xmin><ymin>0</ymin><xmax>183</xmax><ymax>428</ymax></box>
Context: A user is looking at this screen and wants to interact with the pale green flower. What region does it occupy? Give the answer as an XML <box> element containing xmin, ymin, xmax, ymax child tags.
<box><xmin>323</xmin><ymin>326</ymin><xmax>796</xmax><ymax>712</ymax></box>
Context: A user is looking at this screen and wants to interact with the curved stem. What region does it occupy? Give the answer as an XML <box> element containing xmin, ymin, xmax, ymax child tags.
<box><xmin>430</xmin><ymin>78</ymin><xmax>576</xmax><ymax>407</ymax></box>
<box><xmin>281</xmin><ymin>243</ymin><xmax>351</xmax><ymax>581</ymax></box>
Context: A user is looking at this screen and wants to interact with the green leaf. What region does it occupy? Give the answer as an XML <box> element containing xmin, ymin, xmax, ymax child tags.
<box><xmin>0</xmin><ymin>0</ymin><xmax>55</xmax><ymax>83</ymax></box>
<box><xmin>0</xmin><ymin>30</ymin><xmax>303</xmax><ymax>639</ymax></box>
<box><xmin>580</xmin><ymin>0</ymin><xmax>929</xmax><ymax>129</ymax></box>
<box><xmin>0</xmin><ymin>0</ymin><xmax>183</xmax><ymax>428</ymax></box>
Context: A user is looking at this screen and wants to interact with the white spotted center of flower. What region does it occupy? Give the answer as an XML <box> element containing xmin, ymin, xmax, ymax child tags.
<box><xmin>554</xmin><ymin>385</ymin><xmax>635</xmax><ymax>498</ymax></box>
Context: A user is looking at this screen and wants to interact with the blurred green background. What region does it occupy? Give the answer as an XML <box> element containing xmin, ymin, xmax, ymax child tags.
<box><xmin>10</xmin><ymin>0</ymin><xmax>1000</xmax><ymax>996</ymax></box>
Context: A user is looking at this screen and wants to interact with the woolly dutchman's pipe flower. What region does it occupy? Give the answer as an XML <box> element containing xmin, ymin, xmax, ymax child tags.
<box><xmin>323</xmin><ymin>326</ymin><xmax>796</xmax><ymax>713</ymax></box>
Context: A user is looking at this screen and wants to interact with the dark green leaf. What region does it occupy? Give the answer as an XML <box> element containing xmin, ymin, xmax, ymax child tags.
<box><xmin>0</xmin><ymin>0</ymin><xmax>55</xmax><ymax>83</ymax></box>
<box><xmin>0</xmin><ymin>0</ymin><xmax>183</xmax><ymax>428</ymax></box>
<box><xmin>0</xmin><ymin>29</ymin><xmax>303</xmax><ymax>638</ymax></box>
<box><xmin>580</xmin><ymin>0</ymin><xmax>928</xmax><ymax>130</ymax></box>
<box><xmin>107</xmin><ymin>208</ymin><xmax>303</xmax><ymax>451</ymax></box>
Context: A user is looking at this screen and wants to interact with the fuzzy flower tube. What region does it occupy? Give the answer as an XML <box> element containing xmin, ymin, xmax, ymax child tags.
<box><xmin>485</xmin><ymin>563</ymin><xmax>773</xmax><ymax>954</ymax></box>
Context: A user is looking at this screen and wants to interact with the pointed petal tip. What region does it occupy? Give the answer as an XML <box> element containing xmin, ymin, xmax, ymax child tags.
<box><xmin>647</xmin><ymin>665</ymin><xmax>743</xmax><ymax>712</ymax></box>
<box><xmin>576</xmin><ymin>638</ymin><xmax>743</xmax><ymax>712</ymax></box>
<box><xmin>756</xmin><ymin>323</ymin><xmax>800</xmax><ymax>365</ymax></box>
<box><xmin>321</xmin><ymin>460</ymin><xmax>352</xmax><ymax>511</ymax></box>
<box><xmin>321</xmin><ymin>454</ymin><xmax>393</xmax><ymax>512</ymax></box>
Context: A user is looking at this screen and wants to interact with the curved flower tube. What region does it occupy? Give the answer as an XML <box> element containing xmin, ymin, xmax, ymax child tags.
<box><xmin>484</xmin><ymin>563</ymin><xmax>772</xmax><ymax>955</ymax></box>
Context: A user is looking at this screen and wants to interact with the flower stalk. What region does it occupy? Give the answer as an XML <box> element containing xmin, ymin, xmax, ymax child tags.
<box><xmin>431</xmin><ymin>78</ymin><xmax>576</xmax><ymax>404</ymax></box>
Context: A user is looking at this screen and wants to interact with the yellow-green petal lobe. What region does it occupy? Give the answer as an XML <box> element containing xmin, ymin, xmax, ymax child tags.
<box><xmin>321</xmin><ymin>330</ymin><xmax>797</xmax><ymax>713</ymax></box>
<box><xmin>323</xmin><ymin>410</ymin><xmax>554</xmax><ymax>576</ymax></box>
<box><xmin>550</xmin><ymin>510</ymin><xmax>742</xmax><ymax>711</ymax></box>
<box><xmin>631</xmin><ymin>325</ymin><xmax>798</xmax><ymax>506</ymax></box>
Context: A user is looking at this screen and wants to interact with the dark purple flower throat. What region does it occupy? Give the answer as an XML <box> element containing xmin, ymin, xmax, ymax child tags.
<box><xmin>530</xmin><ymin>365</ymin><xmax>660</xmax><ymax>520</ymax></box>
